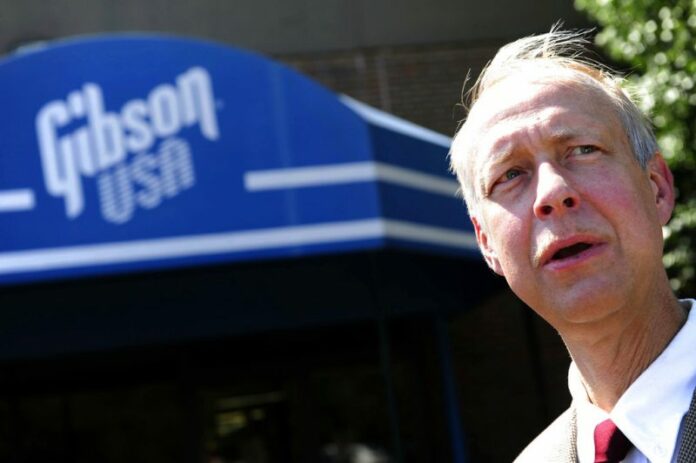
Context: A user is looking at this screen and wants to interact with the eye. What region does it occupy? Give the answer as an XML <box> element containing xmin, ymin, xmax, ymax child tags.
<box><xmin>572</xmin><ymin>145</ymin><xmax>599</xmax><ymax>156</ymax></box>
<box><xmin>487</xmin><ymin>165</ymin><xmax>527</xmax><ymax>196</ymax></box>
<box><xmin>503</xmin><ymin>168</ymin><xmax>522</xmax><ymax>181</ymax></box>
<box><xmin>491</xmin><ymin>168</ymin><xmax>523</xmax><ymax>192</ymax></box>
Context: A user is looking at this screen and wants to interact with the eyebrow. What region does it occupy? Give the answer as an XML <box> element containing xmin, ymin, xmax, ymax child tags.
<box><xmin>486</xmin><ymin>127</ymin><xmax>600</xmax><ymax>165</ymax></box>
<box><xmin>476</xmin><ymin>127</ymin><xmax>604</xmax><ymax>197</ymax></box>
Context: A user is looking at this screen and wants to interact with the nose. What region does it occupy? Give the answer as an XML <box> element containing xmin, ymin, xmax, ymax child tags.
<box><xmin>533</xmin><ymin>163</ymin><xmax>580</xmax><ymax>219</ymax></box>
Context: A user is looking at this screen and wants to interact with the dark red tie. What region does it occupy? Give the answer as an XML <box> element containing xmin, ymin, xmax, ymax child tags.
<box><xmin>594</xmin><ymin>419</ymin><xmax>632</xmax><ymax>463</ymax></box>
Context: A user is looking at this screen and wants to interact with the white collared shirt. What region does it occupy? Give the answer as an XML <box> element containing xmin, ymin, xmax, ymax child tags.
<box><xmin>570</xmin><ymin>299</ymin><xmax>696</xmax><ymax>463</ymax></box>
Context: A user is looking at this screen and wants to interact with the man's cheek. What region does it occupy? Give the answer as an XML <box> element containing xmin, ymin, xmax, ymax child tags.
<box><xmin>590</xmin><ymin>174</ymin><xmax>645</xmax><ymax>210</ymax></box>
<box><xmin>496</xmin><ymin>230</ymin><xmax>528</xmax><ymax>270</ymax></box>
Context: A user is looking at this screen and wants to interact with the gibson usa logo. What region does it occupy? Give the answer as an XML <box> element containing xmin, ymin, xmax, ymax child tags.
<box><xmin>35</xmin><ymin>66</ymin><xmax>219</xmax><ymax>224</ymax></box>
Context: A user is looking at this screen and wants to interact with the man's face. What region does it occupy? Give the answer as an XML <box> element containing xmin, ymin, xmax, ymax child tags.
<box><xmin>463</xmin><ymin>78</ymin><xmax>675</xmax><ymax>331</ymax></box>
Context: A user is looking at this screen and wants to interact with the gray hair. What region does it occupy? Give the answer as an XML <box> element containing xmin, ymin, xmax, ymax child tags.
<box><xmin>449</xmin><ymin>29</ymin><xmax>659</xmax><ymax>217</ymax></box>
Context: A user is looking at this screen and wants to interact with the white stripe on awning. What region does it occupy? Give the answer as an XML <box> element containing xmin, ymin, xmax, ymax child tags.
<box><xmin>339</xmin><ymin>95</ymin><xmax>452</xmax><ymax>148</ymax></box>
<box><xmin>0</xmin><ymin>219</ymin><xmax>477</xmax><ymax>275</ymax></box>
<box><xmin>0</xmin><ymin>189</ymin><xmax>35</xmax><ymax>212</ymax></box>
<box><xmin>244</xmin><ymin>161</ymin><xmax>459</xmax><ymax>197</ymax></box>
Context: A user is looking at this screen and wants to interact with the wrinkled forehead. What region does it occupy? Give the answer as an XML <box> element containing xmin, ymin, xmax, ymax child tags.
<box><xmin>458</xmin><ymin>74</ymin><xmax>624</xmax><ymax>162</ymax></box>
<box><xmin>467</xmin><ymin>74</ymin><xmax>618</xmax><ymax>136</ymax></box>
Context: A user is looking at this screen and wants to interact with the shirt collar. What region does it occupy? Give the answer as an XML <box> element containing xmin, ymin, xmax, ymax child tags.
<box><xmin>569</xmin><ymin>299</ymin><xmax>696</xmax><ymax>463</ymax></box>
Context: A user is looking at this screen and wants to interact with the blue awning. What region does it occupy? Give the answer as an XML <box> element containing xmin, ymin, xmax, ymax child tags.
<box><xmin>0</xmin><ymin>34</ymin><xmax>477</xmax><ymax>285</ymax></box>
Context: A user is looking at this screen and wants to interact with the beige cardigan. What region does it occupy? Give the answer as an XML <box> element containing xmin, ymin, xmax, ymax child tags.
<box><xmin>514</xmin><ymin>387</ymin><xmax>696</xmax><ymax>462</ymax></box>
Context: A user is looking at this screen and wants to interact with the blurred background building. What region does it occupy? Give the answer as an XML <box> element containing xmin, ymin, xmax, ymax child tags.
<box><xmin>0</xmin><ymin>1</ymin><xmax>590</xmax><ymax>462</ymax></box>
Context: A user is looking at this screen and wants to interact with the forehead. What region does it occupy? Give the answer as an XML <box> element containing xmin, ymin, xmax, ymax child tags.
<box><xmin>466</xmin><ymin>78</ymin><xmax>624</xmax><ymax>163</ymax></box>
<box><xmin>473</xmin><ymin>78</ymin><xmax>619</xmax><ymax>137</ymax></box>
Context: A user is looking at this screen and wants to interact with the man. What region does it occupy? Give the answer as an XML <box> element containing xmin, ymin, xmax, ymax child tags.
<box><xmin>449</xmin><ymin>30</ymin><xmax>696</xmax><ymax>462</ymax></box>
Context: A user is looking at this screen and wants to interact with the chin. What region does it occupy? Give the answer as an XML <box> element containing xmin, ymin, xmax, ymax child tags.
<box><xmin>524</xmin><ymin>283</ymin><xmax>629</xmax><ymax>328</ymax></box>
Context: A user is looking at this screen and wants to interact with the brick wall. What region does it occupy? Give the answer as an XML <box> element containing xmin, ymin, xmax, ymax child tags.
<box><xmin>278</xmin><ymin>41</ymin><xmax>501</xmax><ymax>137</ymax></box>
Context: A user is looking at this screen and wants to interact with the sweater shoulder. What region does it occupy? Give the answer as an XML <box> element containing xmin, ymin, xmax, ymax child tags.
<box><xmin>514</xmin><ymin>407</ymin><xmax>576</xmax><ymax>463</ymax></box>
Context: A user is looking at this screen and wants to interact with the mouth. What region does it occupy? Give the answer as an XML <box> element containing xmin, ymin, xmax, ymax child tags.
<box><xmin>539</xmin><ymin>237</ymin><xmax>604</xmax><ymax>268</ymax></box>
<box><xmin>550</xmin><ymin>242</ymin><xmax>594</xmax><ymax>261</ymax></box>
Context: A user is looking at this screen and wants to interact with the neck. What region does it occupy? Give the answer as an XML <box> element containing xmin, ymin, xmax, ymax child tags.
<box><xmin>563</xmin><ymin>288</ymin><xmax>687</xmax><ymax>412</ymax></box>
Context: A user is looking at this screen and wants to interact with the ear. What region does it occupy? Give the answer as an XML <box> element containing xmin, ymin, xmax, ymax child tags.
<box><xmin>647</xmin><ymin>152</ymin><xmax>675</xmax><ymax>226</ymax></box>
<box><xmin>472</xmin><ymin>216</ymin><xmax>504</xmax><ymax>276</ymax></box>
